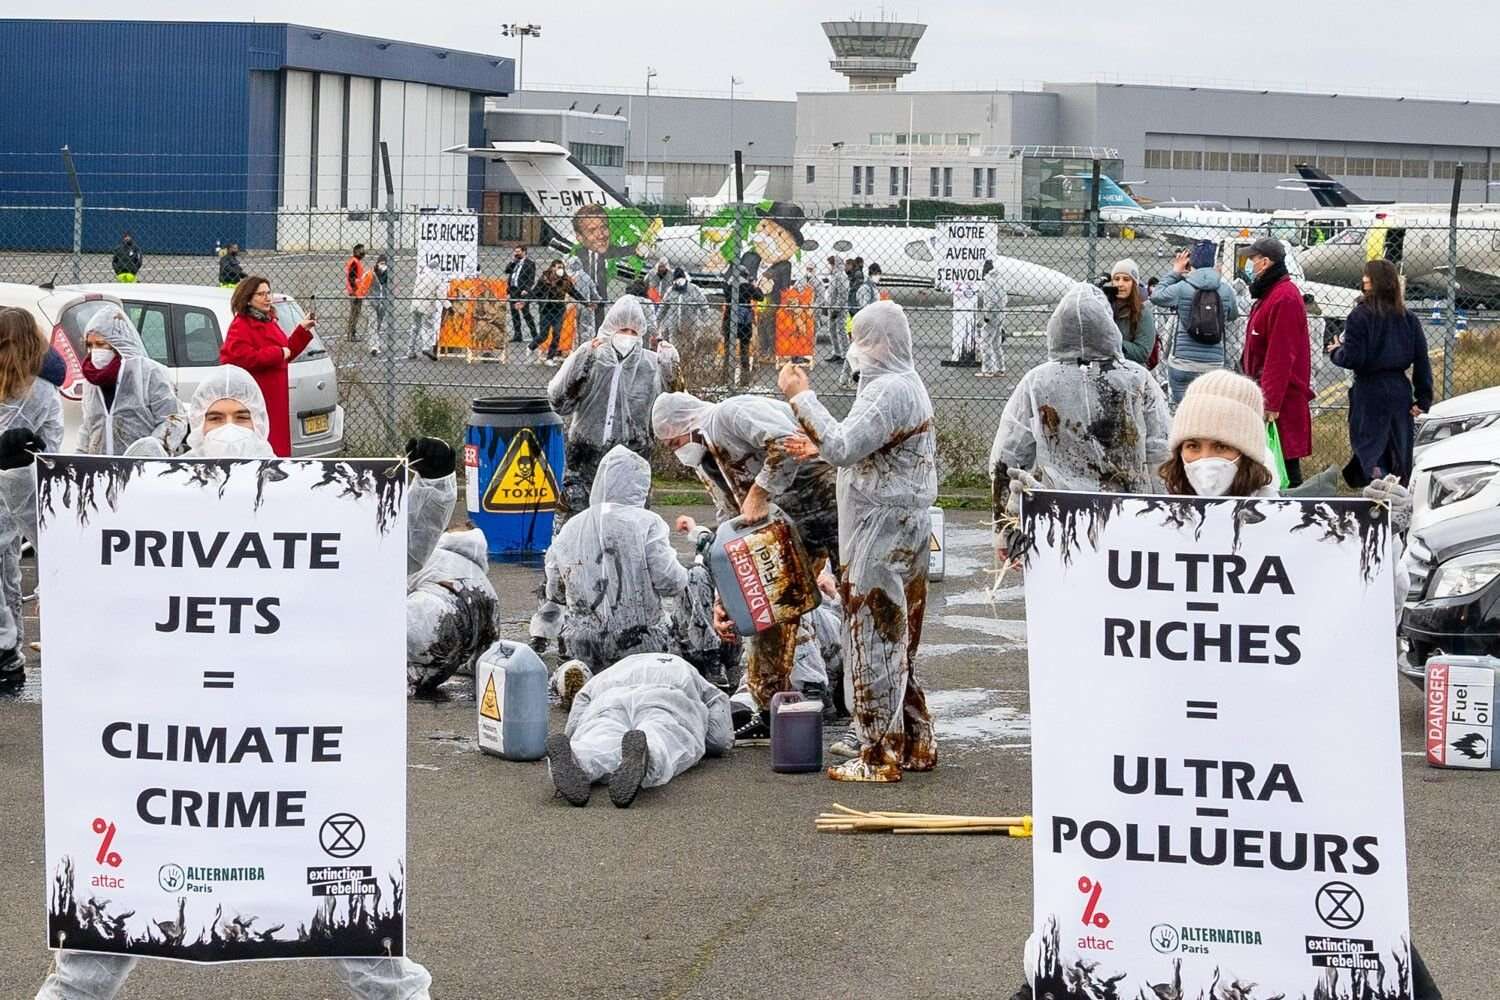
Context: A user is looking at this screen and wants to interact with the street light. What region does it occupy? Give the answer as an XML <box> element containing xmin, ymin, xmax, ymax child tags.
<box><xmin>831</xmin><ymin>141</ymin><xmax>845</xmax><ymax>223</ymax></box>
<box><xmin>500</xmin><ymin>23</ymin><xmax>541</xmax><ymax>94</ymax></box>
<box><xmin>644</xmin><ymin>67</ymin><xmax>658</xmax><ymax>206</ymax></box>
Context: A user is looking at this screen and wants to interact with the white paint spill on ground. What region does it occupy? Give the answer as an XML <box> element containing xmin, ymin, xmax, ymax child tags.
<box><xmin>926</xmin><ymin>687</ymin><xmax>1032</xmax><ymax>750</ymax></box>
<box><xmin>944</xmin><ymin>585</ymin><xmax>1025</xmax><ymax>607</ymax></box>
<box><xmin>940</xmin><ymin>526</ymin><xmax>999</xmax><ymax>580</ymax></box>
<box><xmin>937</xmin><ymin>616</ymin><xmax>1028</xmax><ymax>643</ymax></box>
<box><xmin>920</xmin><ymin>642</ymin><xmax>1014</xmax><ymax>659</ymax></box>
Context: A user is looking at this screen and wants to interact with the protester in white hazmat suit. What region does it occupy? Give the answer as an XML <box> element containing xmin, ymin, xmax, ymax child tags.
<box><xmin>408</xmin><ymin>266</ymin><xmax>447</xmax><ymax>359</ymax></box>
<box><xmin>538</xmin><ymin>445</ymin><xmax>688</xmax><ymax>677</ymax></box>
<box><xmin>976</xmin><ymin>259</ymin><xmax>1008</xmax><ymax>377</ymax></box>
<box><xmin>651</xmin><ymin>391</ymin><xmax>840</xmax><ymax>739</ymax></box>
<box><xmin>564</xmin><ymin>255</ymin><xmax>600</xmax><ymax>343</ymax></box>
<box><xmin>77</xmin><ymin>305</ymin><xmax>180</xmax><ymax>455</ymax></box>
<box><xmin>0</xmin><ymin>308</ymin><xmax>65</xmax><ymax>689</ymax></box>
<box><xmin>989</xmin><ymin>283</ymin><xmax>1171</xmax><ymax>554</ymax></box>
<box><xmin>21</xmin><ymin>368</ymin><xmax>435</xmax><ymax>1000</ymax></box>
<box><xmin>654</xmin><ymin>269</ymin><xmax>710</xmax><ymax>348</ymax></box>
<box><xmin>779</xmin><ymin>299</ymin><xmax>939</xmax><ymax>782</ymax></box>
<box><xmin>545</xmin><ymin>652</ymin><xmax>734</xmax><ymax>808</ymax></box>
<box><xmin>546</xmin><ymin>296</ymin><xmax>671</xmax><ymax>529</ymax></box>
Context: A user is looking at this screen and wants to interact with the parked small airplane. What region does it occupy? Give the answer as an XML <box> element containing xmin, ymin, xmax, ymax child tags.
<box><xmin>686</xmin><ymin>168</ymin><xmax>769</xmax><ymax>217</ymax></box>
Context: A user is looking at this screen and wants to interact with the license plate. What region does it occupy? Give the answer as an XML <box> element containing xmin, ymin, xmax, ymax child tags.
<box><xmin>302</xmin><ymin>413</ymin><xmax>330</xmax><ymax>435</ymax></box>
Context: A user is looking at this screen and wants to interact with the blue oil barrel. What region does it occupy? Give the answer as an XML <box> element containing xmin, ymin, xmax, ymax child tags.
<box><xmin>464</xmin><ymin>397</ymin><xmax>565</xmax><ymax>560</ymax></box>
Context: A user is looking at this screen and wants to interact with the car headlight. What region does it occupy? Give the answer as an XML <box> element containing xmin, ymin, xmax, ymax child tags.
<box><xmin>1427</xmin><ymin>462</ymin><xmax>1499</xmax><ymax>509</ymax></box>
<box><xmin>1417</xmin><ymin>411</ymin><xmax>1500</xmax><ymax>446</ymax></box>
<box><xmin>1428</xmin><ymin>551</ymin><xmax>1500</xmax><ymax>599</ymax></box>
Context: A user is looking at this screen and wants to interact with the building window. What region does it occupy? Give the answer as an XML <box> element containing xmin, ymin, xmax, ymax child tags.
<box><xmin>1316</xmin><ymin>155</ymin><xmax>1346</xmax><ymax>174</ymax></box>
<box><xmin>986</xmin><ymin>167</ymin><xmax>996</xmax><ymax>198</ymax></box>
<box><xmin>568</xmin><ymin>142</ymin><xmax>624</xmax><ymax>168</ymax></box>
<box><xmin>806</xmin><ymin>164</ymin><xmax>815</xmax><ymax>185</ymax></box>
<box><xmin>1402</xmin><ymin>158</ymin><xmax>1429</xmax><ymax>178</ymax></box>
<box><xmin>1345</xmin><ymin>157</ymin><xmax>1374</xmax><ymax>177</ymax></box>
<box><xmin>1491</xmin><ymin>162</ymin><xmax>1500</xmax><ymax>182</ymax></box>
<box><xmin>901</xmin><ymin>166</ymin><xmax>909</xmax><ymax>196</ymax></box>
<box><xmin>853</xmin><ymin>165</ymin><xmax>862</xmax><ymax>195</ymax></box>
<box><xmin>1144</xmin><ymin>149</ymin><xmax>1171</xmax><ymax>170</ymax></box>
<box><xmin>1291</xmin><ymin>152</ymin><xmax>1318</xmax><ymax>169</ymax></box>
<box><xmin>1171</xmin><ymin>150</ymin><xmax>1203</xmax><ymax>171</ymax></box>
<box><xmin>1260</xmin><ymin>153</ymin><xmax>1289</xmax><ymax>174</ymax></box>
<box><xmin>930</xmin><ymin>166</ymin><xmax>940</xmax><ymax>197</ymax></box>
<box><xmin>890</xmin><ymin>166</ymin><xmax>900</xmax><ymax>196</ymax></box>
<box><xmin>1230</xmin><ymin>152</ymin><xmax>1260</xmax><ymax>173</ymax></box>
<box><xmin>869</xmin><ymin>133</ymin><xmax>886</xmax><ymax>146</ymax></box>
<box><xmin>1374</xmin><ymin>158</ymin><xmax>1401</xmax><ymax>177</ymax></box>
<box><xmin>942</xmin><ymin>167</ymin><xmax>953</xmax><ymax>197</ymax></box>
<box><xmin>1204</xmin><ymin>151</ymin><xmax>1229</xmax><ymax>172</ymax></box>
<box><xmin>865</xmin><ymin>165</ymin><xmax>874</xmax><ymax>196</ymax></box>
<box><xmin>1433</xmin><ymin>160</ymin><xmax>1459</xmax><ymax>179</ymax></box>
<box><xmin>973</xmin><ymin>167</ymin><xmax>983</xmax><ymax>197</ymax></box>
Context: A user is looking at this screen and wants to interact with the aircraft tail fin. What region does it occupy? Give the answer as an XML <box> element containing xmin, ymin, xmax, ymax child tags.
<box><xmin>743</xmin><ymin>170</ymin><xmax>770</xmax><ymax>203</ymax></box>
<box><xmin>1091</xmin><ymin>175</ymin><xmax>1143</xmax><ymax>211</ymax></box>
<box><xmin>448</xmin><ymin>141</ymin><xmax>628</xmax><ymax>246</ymax></box>
<box><xmin>1294</xmin><ymin>163</ymin><xmax>1372</xmax><ymax>208</ymax></box>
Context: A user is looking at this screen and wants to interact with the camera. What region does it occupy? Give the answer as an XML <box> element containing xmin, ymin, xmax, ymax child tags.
<box><xmin>1095</xmin><ymin>274</ymin><xmax>1119</xmax><ymax>302</ymax></box>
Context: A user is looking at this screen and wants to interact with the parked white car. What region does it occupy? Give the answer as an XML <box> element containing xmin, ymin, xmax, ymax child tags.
<box><xmin>1409</xmin><ymin>423</ymin><xmax>1500</xmax><ymax>538</ymax></box>
<box><xmin>55</xmin><ymin>283</ymin><xmax>344</xmax><ymax>457</ymax></box>
<box><xmin>1413</xmin><ymin>384</ymin><xmax>1500</xmax><ymax>462</ymax></box>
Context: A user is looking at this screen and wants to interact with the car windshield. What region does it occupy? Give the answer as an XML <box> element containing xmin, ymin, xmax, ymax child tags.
<box><xmin>271</xmin><ymin>297</ymin><xmax>326</xmax><ymax>358</ymax></box>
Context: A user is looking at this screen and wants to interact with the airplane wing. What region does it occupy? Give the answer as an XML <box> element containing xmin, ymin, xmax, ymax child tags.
<box><xmin>1434</xmin><ymin>265</ymin><xmax>1500</xmax><ymax>306</ymax></box>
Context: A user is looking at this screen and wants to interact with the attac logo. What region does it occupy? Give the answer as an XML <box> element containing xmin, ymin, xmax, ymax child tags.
<box><xmin>482</xmin><ymin>429</ymin><xmax>559</xmax><ymax>513</ymax></box>
<box><xmin>479</xmin><ymin>674</ymin><xmax>501</xmax><ymax>722</ymax></box>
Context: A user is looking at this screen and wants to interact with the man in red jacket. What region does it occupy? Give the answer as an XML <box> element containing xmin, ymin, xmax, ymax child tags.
<box><xmin>1241</xmin><ymin>237</ymin><xmax>1312</xmax><ymax>487</ymax></box>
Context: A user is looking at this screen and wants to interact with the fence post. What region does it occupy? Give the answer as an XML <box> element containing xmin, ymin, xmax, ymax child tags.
<box><xmin>728</xmin><ymin>150</ymin><xmax>744</xmax><ymax>387</ymax></box>
<box><xmin>61</xmin><ymin>145</ymin><xmax>82</xmax><ymax>283</ymax></box>
<box><xmin>1444</xmin><ymin>163</ymin><xmax>1462</xmax><ymax>399</ymax></box>
<box><xmin>1086</xmin><ymin>158</ymin><xmax>1101</xmax><ymax>280</ymax></box>
<box><xmin>379</xmin><ymin>141</ymin><xmax>398</xmax><ymax>450</ymax></box>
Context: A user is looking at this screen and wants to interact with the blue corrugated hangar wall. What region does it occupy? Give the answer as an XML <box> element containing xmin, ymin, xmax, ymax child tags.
<box><xmin>0</xmin><ymin>20</ymin><xmax>510</xmax><ymax>254</ymax></box>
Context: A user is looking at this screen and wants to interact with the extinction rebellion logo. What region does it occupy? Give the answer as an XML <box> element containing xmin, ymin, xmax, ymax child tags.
<box><xmin>1150</xmin><ymin>923</ymin><xmax>1263</xmax><ymax>955</ymax></box>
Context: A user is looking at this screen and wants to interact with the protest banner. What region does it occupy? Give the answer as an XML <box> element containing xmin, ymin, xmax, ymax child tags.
<box><xmin>1020</xmin><ymin>491</ymin><xmax>1412</xmax><ymax>999</ymax></box>
<box><xmin>416</xmin><ymin>209</ymin><xmax>479</xmax><ymax>281</ymax></box>
<box><xmin>932</xmin><ymin>217</ymin><xmax>997</xmax><ymax>293</ymax></box>
<box><xmin>39</xmin><ymin>456</ymin><xmax>408</xmax><ymax>963</ymax></box>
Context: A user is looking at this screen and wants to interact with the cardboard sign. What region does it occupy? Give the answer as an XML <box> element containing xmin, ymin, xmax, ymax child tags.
<box><xmin>416</xmin><ymin>210</ymin><xmax>479</xmax><ymax>281</ymax></box>
<box><xmin>933</xmin><ymin>217</ymin><xmax>997</xmax><ymax>292</ymax></box>
<box><xmin>1021</xmin><ymin>492</ymin><xmax>1410</xmax><ymax>998</ymax></box>
<box><xmin>39</xmin><ymin>457</ymin><xmax>408</xmax><ymax>963</ymax></box>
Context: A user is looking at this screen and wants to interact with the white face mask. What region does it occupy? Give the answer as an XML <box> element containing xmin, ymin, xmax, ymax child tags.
<box><xmin>845</xmin><ymin>343</ymin><xmax>869</xmax><ymax>373</ymax></box>
<box><xmin>673</xmin><ymin>278</ymin><xmax>687</xmax><ymax>289</ymax></box>
<box><xmin>89</xmin><ymin>347</ymin><xmax>114</xmax><ymax>367</ymax></box>
<box><xmin>199</xmin><ymin>423</ymin><xmax>273</xmax><ymax>458</ymax></box>
<box><xmin>674</xmin><ymin>441</ymin><xmax>707</xmax><ymax>467</ymax></box>
<box><xmin>611</xmin><ymin>333</ymin><xmax>639</xmax><ymax>357</ymax></box>
<box><xmin>868</xmin><ymin>273</ymin><xmax>881</xmax><ymax>284</ymax></box>
<box><xmin>1184</xmin><ymin>457</ymin><xmax>1239</xmax><ymax>497</ymax></box>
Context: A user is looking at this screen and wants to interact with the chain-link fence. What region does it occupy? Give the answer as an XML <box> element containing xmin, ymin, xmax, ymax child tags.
<box><xmin>2</xmin><ymin>201</ymin><xmax>1497</xmax><ymax>490</ymax></box>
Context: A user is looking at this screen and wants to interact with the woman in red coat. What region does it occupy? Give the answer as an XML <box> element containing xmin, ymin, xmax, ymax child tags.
<box><xmin>220</xmin><ymin>275</ymin><xmax>315</xmax><ymax>456</ymax></box>
<box><xmin>1240</xmin><ymin>238</ymin><xmax>1312</xmax><ymax>486</ymax></box>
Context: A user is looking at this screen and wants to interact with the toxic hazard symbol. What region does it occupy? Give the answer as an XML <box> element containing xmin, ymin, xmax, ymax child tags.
<box><xmin>482</xmin><ymin>428</ymin><xmax>559</xmax><ymax>513</ymax></box>
<box><xmin>479</xmin><ymin>674</ymin><xmax>501</xmax><ymax>722</ymax></box>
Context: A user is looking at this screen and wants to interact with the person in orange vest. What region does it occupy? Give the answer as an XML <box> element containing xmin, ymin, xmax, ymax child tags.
<box><xmin>344</xmin><ymin>243</ymin><xmax>370</xmax><ymax>343</ymax></box>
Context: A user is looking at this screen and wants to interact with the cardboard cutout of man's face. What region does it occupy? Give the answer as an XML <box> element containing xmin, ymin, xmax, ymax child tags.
<box><xmin>575</xmin><ymin>211</ymin><xmax>610</xmax><ymax>254</ymax></box>
<box><xmin>753</xmin><ymin>218</ymin><xmax>799</xmax><ymax>266</ymax></box>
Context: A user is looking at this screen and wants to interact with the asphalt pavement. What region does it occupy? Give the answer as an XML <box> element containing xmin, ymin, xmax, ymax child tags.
<box><xmin>0</xmin><ymin>508</ymin><xmax>1493</xmax><ymax>999</ymax></box>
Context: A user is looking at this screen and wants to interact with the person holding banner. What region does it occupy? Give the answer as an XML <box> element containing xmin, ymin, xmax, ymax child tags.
<box><xmin>0</xmin><ymin>308</ymin><xmax>64</xmax><ymax>691</ymax></box>
<box><xmin>20</xmin><ymin>366</ymin><xmax>440</xmax><ymax>999</ymax></box>
<box><xmin>778</xmin><ymin>300</ymin><xmax>938</xmax><ymax>782</ymax></box>
<box><xmin>78</xmin><ymin>307</ymin><xmax>181</xmax><ymax>456</ymax></box>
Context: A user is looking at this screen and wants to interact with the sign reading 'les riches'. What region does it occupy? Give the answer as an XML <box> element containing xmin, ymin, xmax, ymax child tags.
<box><xmin>39</xmin><ymin>456</ymin><xmax>408</xmax><ymax>963</ymax></box>
<box><xmin>1021</xmin><ymin>492</ymin><xmax>1412</xmax><ymax>999</ymax></box>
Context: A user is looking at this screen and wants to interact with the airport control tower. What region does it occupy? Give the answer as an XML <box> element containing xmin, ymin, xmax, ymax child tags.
<box><xmin>821</xmin><ymin>18</ymin><xmax>926</xmax><ymax>90</ymax></box>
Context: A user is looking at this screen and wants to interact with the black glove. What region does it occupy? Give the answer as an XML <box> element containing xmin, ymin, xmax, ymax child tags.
<box><xmin>0</xmin><ymin>427</ymin><xmax>44</xmax><ymax>470</ymax></box>
<box><xmin>406</xmin><ymin>437</ymin><xmax>455</xmax><ymax>479</ymax></box>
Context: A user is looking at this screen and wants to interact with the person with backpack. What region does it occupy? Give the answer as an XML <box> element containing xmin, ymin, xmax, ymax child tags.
<box><xmin>1150</xmin><ymin>240</ymin><xmax>1239</xmax><ymax>403</ymax></box>
<box><xmin>1241</xmin><ymin>236</ymin><xmax>1312</xmax><ymax>488</ymax></box>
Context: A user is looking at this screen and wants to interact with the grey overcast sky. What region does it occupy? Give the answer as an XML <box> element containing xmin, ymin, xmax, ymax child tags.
<box><xmin>10</xmin><ymin>1</ymin><xmax>1485</xmax><ymax>103</ymax></box>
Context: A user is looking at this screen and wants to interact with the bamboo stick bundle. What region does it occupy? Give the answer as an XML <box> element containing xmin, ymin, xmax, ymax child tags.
<box><xmin>815</xmin><ymin>803</ymin><xmax>1033</xmax><ymax>836</ymax></box>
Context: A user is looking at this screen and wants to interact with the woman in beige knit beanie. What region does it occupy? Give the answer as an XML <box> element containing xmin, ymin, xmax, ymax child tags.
<box><xmin>1159</xmin><ymin>369</ymin><xmax>1278</xmax><ymax>498</ymax></box>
